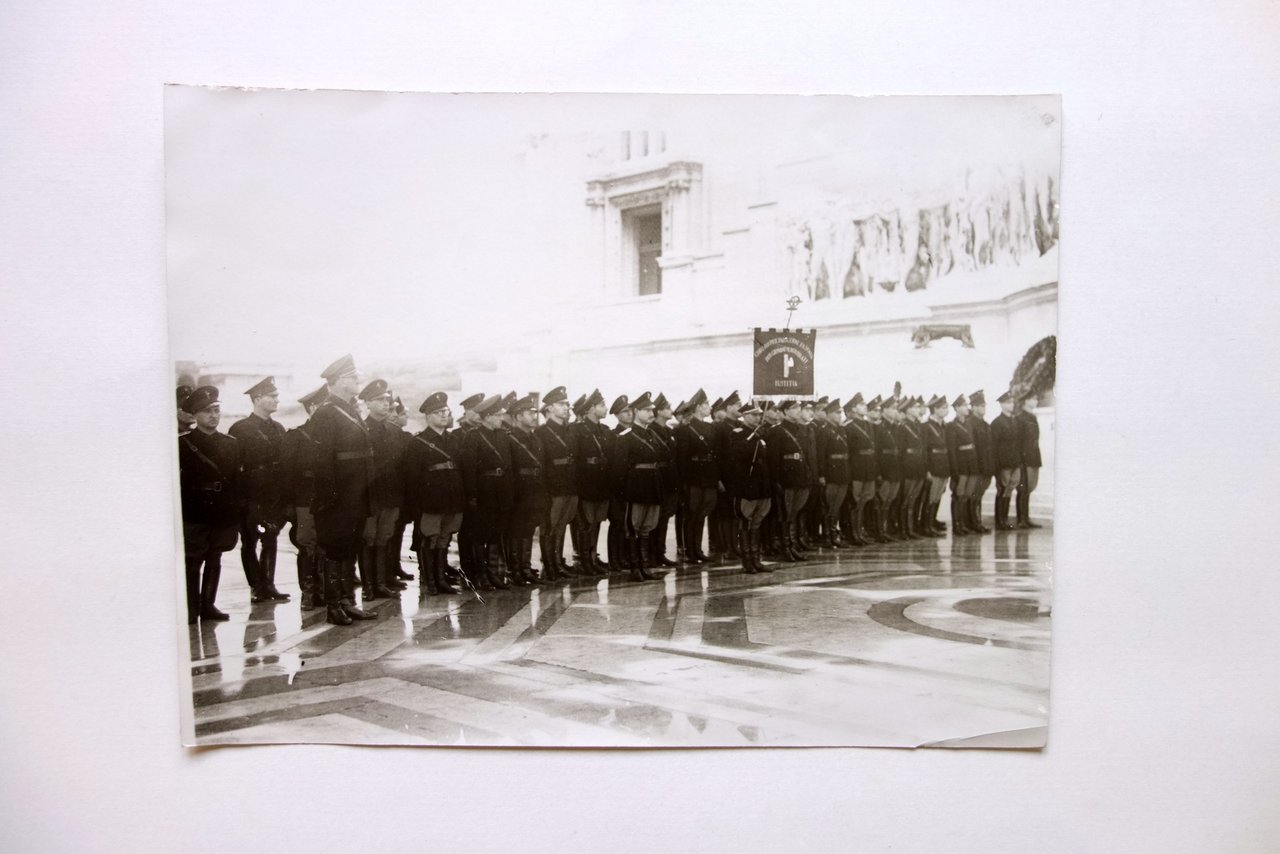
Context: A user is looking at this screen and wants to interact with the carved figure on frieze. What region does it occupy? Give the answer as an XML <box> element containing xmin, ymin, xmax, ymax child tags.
<box><xmin>911</xmin><ymin>324</ymin><xmax>975</xmax><ymax>349</ymax></box>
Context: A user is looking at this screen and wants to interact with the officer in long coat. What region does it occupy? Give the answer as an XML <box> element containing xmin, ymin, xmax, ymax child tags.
<box><xmin>1016</xmin><ymin>392</ymin><xmax>1044</xmax><ymax>529</ymax></box>
<box><xmin>178</xmin><ymin>386</ymin><xmax>239</xmax><ymax>624</ymax></box>
<box><xmin>990</xmin><ymin>390</ymin><xmax>1023</xmax><ymax>530</ymax></box>
<box><xmin>228</xmin><ymin>376</ymin><xmax>290</xmax><ymax>603</ymax></box>
<box><xmin>610</xmin><ymin>392</ymin><xmax>664</xmax><ymax>581</ymax></box>
<box><xmin>460</xmin><ymin>395</ymin><xmax>514</xmax><ymax>590</ymax></box>
<box><xmin>279</xmin><ymin>384</ymin><xmax>327</xmax><ymax>609</ymax></box>
<box><xmin>402</xmin><ymin>392</ymin><xmax>463</xmax><ymax>597</ymax></box>
<box><xmin>310</xmin><ymin>354</ymin><xmax>378</xmax><ymax>625</ymax></box>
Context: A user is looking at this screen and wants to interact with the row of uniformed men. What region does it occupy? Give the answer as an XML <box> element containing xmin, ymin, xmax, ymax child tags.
<box><xmin>177</xmin><ymin>354</ymin><xmax>1043</xmax><ymax>627</ymax></box>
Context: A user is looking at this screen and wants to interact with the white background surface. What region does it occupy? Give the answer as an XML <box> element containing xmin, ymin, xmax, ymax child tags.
<box><xmin>2</xmin><ymin>2</ymin><xmax>1278</xmax><ymax>851</ymax></box>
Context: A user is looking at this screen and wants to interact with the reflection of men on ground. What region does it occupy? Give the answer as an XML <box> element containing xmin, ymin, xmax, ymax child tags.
<box><xmin>178</xmin><ymin>386</ymin><xmax>238</xmax><ymax>624</ymax></box>
<box><xmin>310</xmin><ymin>354</ymin><xmax>377</xmax><ymax>626</ymax></box>
<box><xmin>991</xmin><ymin>390</ymin><xmax>1022</xmax><ymax>530</ymax></box>
<box><xmin>229</xmin><ymin>376</ymin><xmax>290</xmax><ymax>602</ymax></box>
<box><xmin>1016</xmin><ymin>392</ymin><xmax>1043</xmax><ymax>529</ymax></box>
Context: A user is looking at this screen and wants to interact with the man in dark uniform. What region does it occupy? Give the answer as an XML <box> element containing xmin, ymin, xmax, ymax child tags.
<box><xmin>968</xmin><ymin>390</ymin><xmax>995</xmax><ymax>534</ymax></box>
<box><xmin>946</xmin><ymin>393</ymin><xmax>980</xmax><ymax>536</ymax></box>
<box><xmin>610</xmin><ymin>392</ymin><xmax>664</xmax><ymax>581</ymax></box>
<box><xmin>176</xmin><ymin>385</ymin><xmax>196</xmax><ymax>434</ymax></box>
<box><xmin>816</xmin><ymin>398</ymin><xmax>852</xmax><ymax>548</ymax></box>
<box><xmin>386</xmin><ymin>397</ymin><xmax>416</xmax><ymax>584</ymax></box>
<box><xmin>535</xmin><ymin>386</ymin><xmax>579</xmax><ymax>579</ymax></box>
<box><xmin>795</xmin><ymin>400</ymin><xmax>821</xmax><ymax>551</ymax></box>
<box><xmin>897</xmin><ymin>396</ymin><xmax>928</xmax><ymax>539</ymax></box>
<box><xmin>844</xmin><ymin>393</ymin><xmax>878</xmax><ymax>546</ymax></box>
<box><xmin>990</xmin><ymin>390</ymin><xmax>1023</xmax><ymax>530</ymax></box>
<box><xmin>228</xmin><ymin>376</ymin><xmax>290</xmax><ymax>603</ymax></box>
<box><xmin>403</xmin><ymin>392</ymin><xmax>462</xmax><ymax>597</ymax></box>
<box><xmin>359</xmin><ymin>379</ymin><xmax>405</xmax><ymax>601</ymax></box>
<box><xmin>922</xmin><ymin>395</ymin><xmax>951</xmax><ymax>537</ymax></box>
<box><xmin>571</xmin><ymin>389</ymin><xmax>612</xmax><ymax>576</ymax></box>
<box><xmin>649</xmin><ymin>393</ymin><xmax>679</xmax><ymax>567</ymax></box>
<box><xmin>728</xmin><ymin>402</ymin><xmax>773</xmax><ymax>574</ymax></box>
<box><xmin>759</xmin><ymin>401</ymin><xmax>787</xmax><ymax>556</ymax></box>
<box><xmin>670</xmin><ymin>398</ymin><xmax>689</xmax><ymax>561</ymax></box>
<box><xmin>675</xmin><ymin>388</ymin><xmax>720</xmax><ymax>564</ymax></box>
<box><xmin>279</xmin><ymin>384</ymin><xmax>327</xmax><ymax>610</ymax></box>
<box><xmin>309</xmin><ymin>354</ymin><xmax>378</xmax><ymax>625</ymax></box>
<box><xmin>453</xmin><ymin>391</ymin><xmax>485</xmax><ymax>585</ymax></box>
<box><xmin>178</xmin><ymin>386</ymin><xmax>239</xmax><ymax>624</ymax></box>
<box><xmin>867</xmin><ymin>396</ymin><xmax>902</xmax><ymax>542</ymax></box>
<box><xmin>606</xmin><ymin>395</ymin><xmax>634</xmax><ymax>572</ymax></box>
<box><xmin>460</xmin><ymin>395</ymin><xmax>514</xmax><ymax>590</ymax></box>
<box><xmin>1016</xmin><ymin>392</ymin><xmax>1044</xmax><ymax>529</ymax></box>
<box><xmin>507</xmin><ymin>393</ymin><xmax>547</xmax><ymax>585</ymax></box>
<box><xmin>768</xmin><ymin>399</ymin><xmax>811</xmax><ymax>562</ymax></box>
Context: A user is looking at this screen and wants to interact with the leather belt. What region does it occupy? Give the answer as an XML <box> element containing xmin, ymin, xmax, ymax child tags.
<box><xmin>856</xmin><ymin>449</ymin><xmax>874</xmax><ymax>455</ymax></box>
<box><xmin>958</xmin><ymin>444</ymin><xmax>975</xmax><ymax>451</ymax></box>
<box><xmin>518</xmin><ymin>467</ymin><xmax>541</xmax><ymax>476</ymax></box>
<box><xmin>481</xmin><ymin>468</ymin><xmax>505</xmax><ymax>476</ymax></box>
<box><xmin>783</xmin><ymin>453</ymin><xmax>802</xmax><ymax>460</ymax></box>
<box><xmin>336</xmin><ymin>451</ymin><xmax>372</xmax><ymax>461</ymax></box>
<box><xmin>632</xmin><ymin>463</ymin><xmax>658</xmax><ymax>470</ymax></box>
<box><xmin>904</xmin><ymin>449</ymin><xmax>920</xmax><ymax>455</ymax></box>
<box><xmin>829</xmin><ymin>453</ymin><xmax>848</xmax><ymax>459</ymax></box>
<box><xmin>930</xmin><ymin>448</ymin><xmax>947</xmax><ymax>454</ymax></box>
<box><xmin>427</xmin><ymin>462</ymin><xmax>455</xmax><ymax>471</ymax></box>
<box><xmin>584</xmin><ymin>456</ymin><xmax>602</xmax><ymax>464</ymax></box>
<box><xmin>690</xmin><ymin>455</ymin><xmax>713</xmax><ymax>462</ymax></box>
<box><xmin>552</xmin><ymin>457</ymin><xmax>571</xmax><ymax>465</ymax></box>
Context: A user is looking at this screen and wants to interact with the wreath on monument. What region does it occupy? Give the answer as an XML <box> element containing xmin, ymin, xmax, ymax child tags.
<box><xmin>1011</xmin><ymin>335</ymin><xmax>1056</xmax><ymax>399</ymax></box>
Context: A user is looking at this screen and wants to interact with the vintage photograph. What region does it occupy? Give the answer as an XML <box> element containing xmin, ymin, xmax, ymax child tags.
<box><xmin>168</xmin><ymin>88</ymin><xmax>1059</xmax><ymax>747</ymax></box>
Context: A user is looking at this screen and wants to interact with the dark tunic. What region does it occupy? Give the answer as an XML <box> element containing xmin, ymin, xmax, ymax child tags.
<box><xmin>970</xmin><ymin>416</ymin><xmax>996</xmax><ymax>477</ymax></box>
<box><xmin>365</xmin><ymin>416</ymin><xmax>405</xmax><ymax>511</ymax></box>
<box><xmin>768</xmin><ymin>422</ymin><xmax>810</xmax><ymax>489</ymax></box>
<box><xmin>507</xmin><ymin>427</ymin><xmax>548</xmax><ymax>504</ymax></box>
<box><xmin>991</xmin><ymin>413</ymin><xmax>1022</xmax><ymax>470</ymax></box>
<box><xmin>924</xmin><ymin>420</ymin><xmax>951</xmax><ymax>478</ymax></box>
<box><xmin>179</xmin><ymin>429</ymin><xmax>241</xmax><ymax>528</ymax></box>
<box><xmin>1018</xmin><ymin>410</ymin><xmax>1043</xmax><ymax>468</ymax></box>
<box><xmin>649</xmin><ymin>421</ymin><xmax>678</xmax><ymax>498</ymax></box>
<box><xmin>729</xmin><ymin>424</ymin><xmax>771</xmax><ymax>500</ymax></box>
<box><xmin>572</xmin><ymin>419</ymin><xmax>613</xmax><ymax>502</ymax></box>
<box><xmin>535</xmin><ymin>420</ymin><xmax>577</xmax><ymax>496</ymax></box>
<box><xmin>676</xmin><ymin>419</ymin><xmax>721</xmax><ymax>488</ymax></box>
<box><xmin>816</xmin><ymin>421</ymin><xmax>851</xmax><ymax>485</ymax></box>
<box><xmin>874</xmin><ymin>420</ymin><xmax>902</xmax><ymax>481</ymax></box>
<box><xmin>227</xmin><ymin>412</ymin><xmax>286</xmax><ymax>520</ymax></box>
<box><xmin>403</xmin><ymin>426</ymin><xmax>465</xmax><ymax>516</ymax></box>
<box><xmin>845</xmin><ymin>419</ymin><xmax>879</xmax><ymax>481</ymax></box>
<box><xmin>897</xmin><ymin>419</ymin><xmax>927</xmax><ymax>480</ymax></box>
<box><xmin>946</xmin><ymin>417</ymin><xmax>980</xmax><ymax>476</ymax></box>
<box><xmin>461</xmin><ymin>425</ymin><xmax>515</xmax><ymax>510</ymax></box>
<box><xmin>279</xmin><ymin>421</ymin><xmax>320</xmax><ymax>508</ymax></box>
<box><xmin>309</xmin><ymin>396</ymin><xmax>374</xmax><ymax>541</ymax></box>
<box><xmin>610</xmin><ymin>425</ymin><xmax>663</xmax><ymax>505</ymax></box>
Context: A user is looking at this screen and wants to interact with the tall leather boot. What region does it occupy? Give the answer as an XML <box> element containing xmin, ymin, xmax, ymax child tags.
<box><xmin>199</xmin><ymin>558</ymin><xmax>230</xmax><ymax>621</ymax></box>
<box><xmin>299</xmin><ymin>548</ymin><xmax>322</xmax><ymax>610</ymax></box>
<box><xmin>485</xmin><ymin>543</ymin><xmax>509</xmax><ymax>590</ymax></box>
<box><xmin>434</xmin><ymin>547</ymin><xmax>459</xmax><ymax>594</ymax></box>
<box><xmin>589</xmin><ymin>522</ymin><xmax>608</xmax><ymax>570</ymax></box>
<box><xmin>1020</xmin><ymin>491</ymin><xmax>1042</xmax><ymax>528</ymax></box>
<box><xmin>515</xmin><ymin>536</ymin><xmax>537</xmax><ymax>585</ymax></box>
<box><xmin>741</xmin><ymin>522</ymin><xmax>758</xmax><ymax>573</ymax></box>
<box><xmin>558</xmin><ymin>526</ymin><xmax>585</xmax><ymax>577</ymax></box>
<box><xmin>366</xmin><ymin>544</ymin><xmax>397</xmax><ymax>599</ymax></box>
<box><xmin>683</xmin><ymin>515</ymin><xmax>704</xmax><ymax>563</ymax></box>
<box><xmin>654</xmin><ymin>518</ymin><xmax>677</xmax><ymax>567</ymax></box>
<box><xmin>637</xmin><ymin>534</ymin><xmax>657</xmax><ymax>580</ymax></box>
<box><xmin>186</xmin><ymin>556</ymin><xmax>202</xmax><ymax>625</ymax></box>
<box><xmin>785</xmin><ymin>521</ymin><xmax>807</xmax><ymax>562</ymax></box>
<box><xmin>382</xmin><ymin>542</ymin><xmax>407</xmax><ymax>591</ymax></box>
<box><xmin>951</xmin><ymin>497</ymin><xmax>970</xmax><ymax>536</ymax></box>
<box><xmin>342</xmin><ymin>559</ymin><xmax>376</xmax><ymax>620</ymax></box>
<box><xmin>417</xmin><ymin>547</ymin><xmax>438</xmax><ymax>597</ymax></box>
<box><xmin>675</xmin><ymin>506</ymin><xmax>686</xmax><ymax>562</ymax></box>
<box><xmin>260</xmin><ymin>539</ymin><xmax>290</xmax><ymax>601</ymax></box>
<box><xmin>999</xmin><ymin>496</ymin><xmax>1017</xmax><ymax>530</ymax></box>
<box><xmin>751</xmin><ymin>527</ymin><xmax>771</xmax><ymax>572</ymax></box>
<box><xmin>569</xmin><ymin>522</ymin><xmax>584</xmax><ymax>572</ymax></box>
<box><xmin>242</xmin><ymin>536</ymin><xmax>271</xmax><ymax>603</ymax></box>
<box><xmin>324</xmin><ymin>558</ymin><xmax>353</xmax><ymax>625</ymax></box>
<box><xmin>970</xmin><ymin>496</ymin><xmax>991</xmax><ymax>534</ymax></box>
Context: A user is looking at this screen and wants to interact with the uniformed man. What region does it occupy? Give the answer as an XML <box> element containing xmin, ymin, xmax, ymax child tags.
<box><xmin>403</xmin><ymin>392</ymin><xmax>462</xmax><ymax>597</ymax></box>
<box><xmin>309</xmin><ymin>354</ymin><xmax>377</xmax><ymax>625</ymax></box>
<box><xmin>228</xmin><ymin>376</ymin><xmax>290</xmax><ymax>603</ymax></box>
<box><xmin>796</xmin><ymin>400</ymin><xmax>821</xmax><ymax>551</ymax></box>
<box><xmin>649</xmin><ymin>393</ymin><xmax>679</xmax><ymax>567</ymax></box>
<box><xmin>178</xmin><ymin>386</ymin><xmax>239</xmax><ymax>624</ymax></box>
<box><xmin>1016</xmin><ymin>392</ymin><xmax>1044</xmax><ymax>529</ymax></box>
<box><xmin>358</xmin><ymin>379</ymin><xmax>405</xmax><ymax>601</ymax></box>
<box><xmin>571</xmin><ymin>389</ymin><xmax>612</xmax><ymax>575</ymax></box>
<box><xmin>610</xmin><ymin>392</ymin><xmax>664</xmax><ymax>581</ymax></box>
<box><xmin>386</xmin><ymin>397</ymin><xmax>416</xmax><ymax>583</ymax></box>
<box><xmin>453</xmin><ymin>392</ymin><xmax>485</xmax><ymax>586</ymax></box>
<box><xmin>946</xmin><ymin>393</ymin><xmax>980</xmax><ymax>536</ymax></box>
<box><xmin>922</xmin><ymin>395</ymin><xmax>951</xmax><ymax>537</ymax></box>
<box><xmin>866</xmin><ymin>396</ymin><xmax>901</xmax><ymax>542</ymax></box>
<box><xmin>969</xmin><ymin>390</ymin><xmax>995</xmax><ymax>534</ymax></box>
<box><xmin>990</xmin><ymin>390</ymin><xmax>1023</xmax><ymax>530</ymax></box>
<box><xmin>844</xmin><ymin>393</ymin><xmax>878</xmax><ymax>546</ymax></box>
<box><xmin>460</xmin><ymin>395</ymin><xmax>514</xmax><ymax>590</ymax></box>
<box><xmin>606</xmin><ymin>395</ymin><xmax>634</xmax><ymax>572</ymax></box>
<box><xmin>176</xmin><ymin>384</ymin><xmax>196</xmax><ymax>434</ymax></box>
<box><xmin>279</xmin><ymin>384</ymin><xmax>327</xmax><ymax>610</ymax></box>
<box><xmin>759</xmin><ymin>401</ymin><xmax>787</xmax><ymax>556</ymax></box>
<box><xmin>816</xmin><ymin>398</ymin><xmax>852</xmax><ymax>547</ymax></box>
<box><xmin>675</xmin><ymin>388</ymin><xmax>720</xmax><ymax>564</ymax></box>
<box><xmin>536</xmin><ymin>385</ymin><xmax>580</xmax><ymax>579</ymax></box>
<box><xmin>728</xmin><ymin>402</ymin><xmax>773</xmax><ymax>573</ymax></box>
<box><xmin>897</xmin><ymin>396</ymin><xmax>928</xmax><ymax>539</ymax></box>
<box><xmin>507</xmin><ymin>393</ymin><xmax>547</xmax><ymax>585</ymax></box>
<box><xmin>768</xmin><ymin>400</ymin><xmax>811</xmax><ymax>561</ymax></box>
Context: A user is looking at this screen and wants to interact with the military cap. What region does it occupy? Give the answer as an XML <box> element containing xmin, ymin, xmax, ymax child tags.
<box><xmin>952</xmin><ymin>393</ymin><xmax>969</xmax><ymax>407</ymax></box>
<box><xmin>928</xmin><ymin>395</ymin><xmax>948</xmax><ymax>410</ymax></box>
<box><xmin>781</xmin><ymin>399</ymin><xmax>800</xmax><ymax>412</ymax></box>
<box><xmin>570</xmin><ymin>393</ymin><xmax>587</xmax><ymax>413</ymax></box>
<box><xmin>358</xmin><ymin>379</ymin><xmax>392</xmax><ymax>401</ymax></box>
<box><xmin>542</xmin><ymin>385</ymin><xmax>569</xmax><ymax>406</ymax></box>
<box><xmin>970</xmin><ymin>390</ymin><xmax>986</xmax><ymax>406</ymax></box>
<box><xmin>996</xmin><ymin>390</ymin><xmax>1015</xmax><ymax>404</ymax></box>
<box><xmin>244</xmin><ymin>376</ymin><xmax>278</xmax><ymax>398</ymax></box>
<box><xmin>475</xmin><ymin>394</ymin><xmax>506</xmax><ymax>416</ymax></box>
<box><xmin>849</xmin><ymin>392</ymin><xmax>865</xmax><ymax>407</ymax></box>
<box><xmin>181</xmin><ymin>385</ymin><xmax>220</xmax><ymax>414</ymax></box>
<box><xmin>867</xmin><ymin>395</ymin><xmax>883</xmax><ymax>410</ymax></box>
<box><xmin>740</xmin><ymin>401</ymin><xmax>763</xmax><ymax>416</ymax></box>
<box><xmin>687</xmin><ymin>388</ymin><xmax>708</xmax><ymax>409</ymax></box>
<box><xmin>320</xmin><ymin>354</ymin><xmax>357</xmax><ymax>381</ymax></box>
<box><xmin>842</xmin><ymin>397</ymin><xmax>858</xmax><ymax>413</ymax></box>
<box><xmin>587</xmin><ymin>388</ymin><xmax>605</xmax><ymax>409</ymax></box>
<box><xmin>503</xmin><ymin>391</ymin><xmax>518</xmax><ymax>408</ymax></box>
<box><xmin>884</xmin><ymin>397</ymin><xmax>901</xmax><ymax>411</ymax></box>
<box><xmin>419</xmin><ymin>391</ymin><xmax>449</xmax><ymax>414</ymax></box>
<box><xmin>176</xmin><ymin>384</ymin><xmax>194</xmax><ymax>406</ymax></box>
<box><xmin>609</xmin><ymin>395</ymin><xmax>631</xmax><ymax>416</ymax></box>
<box><xmin>824</xmin><ymin>398</ymin><xmax>842</xmax><ymax>415</ymax></box>
<box><xmin>298</xmin><ymin>384</ymin><xmax>328</xmax><ymax>407</ymax></box>
<box><xmin>459</xmin><ymin>392</ymin><xmax>484</xmax><ymax>411</ymax></box>
<box><xmin>710</xmin><ymin>396</ymin><xmax>726</xmax><ymax>413</ymax></box>
<box><xmin>654</xmin><ymin>393</ymin><xmax>670</xmax><ymax>412</ymax></box>
<box><xmin>673</xmin><ymin>399</ymin><xmax>688</xmax><ymax>416</ymax></box>
<box><xmin>393</xmin><ymin>396</ymin><xmax>406</xmax><ymax>415</ymax></box>
<box><xmin>815</xmin><ymin>395</ymin><xmax>829</xmax><ymax>407</ymax></box>
<box><xmin>510</xmin><ymin>393</ymin><xmax>537</xmax><ymax>415</ymax></box>
<box><xmin>723</xmin><ymin>390</ymin><xmax>741</xmax><ymax>408</ymax></box>
<box><xmin>631</xmin><ymin>391</ymin><xmax>656</xmax><ymax>411</ymax></box>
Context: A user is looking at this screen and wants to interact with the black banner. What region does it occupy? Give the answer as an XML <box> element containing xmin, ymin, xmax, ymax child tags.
<box><xmin>753</xmin><ymin>328</ymin><xmax>817</xmax><ymax>396</ymax></box>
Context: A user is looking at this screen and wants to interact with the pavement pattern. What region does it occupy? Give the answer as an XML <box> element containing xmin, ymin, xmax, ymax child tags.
<box><xmin>185</xmin><ymin>527</ymin><xmax>1052</xmax><ymax>748</ymax></box>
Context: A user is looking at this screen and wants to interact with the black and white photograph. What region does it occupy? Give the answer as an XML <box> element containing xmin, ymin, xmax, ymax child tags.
<box><xmin>169</xmin><ymin>89</ymin><xmax>1059</xmax><ymax>747</ymax></box>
